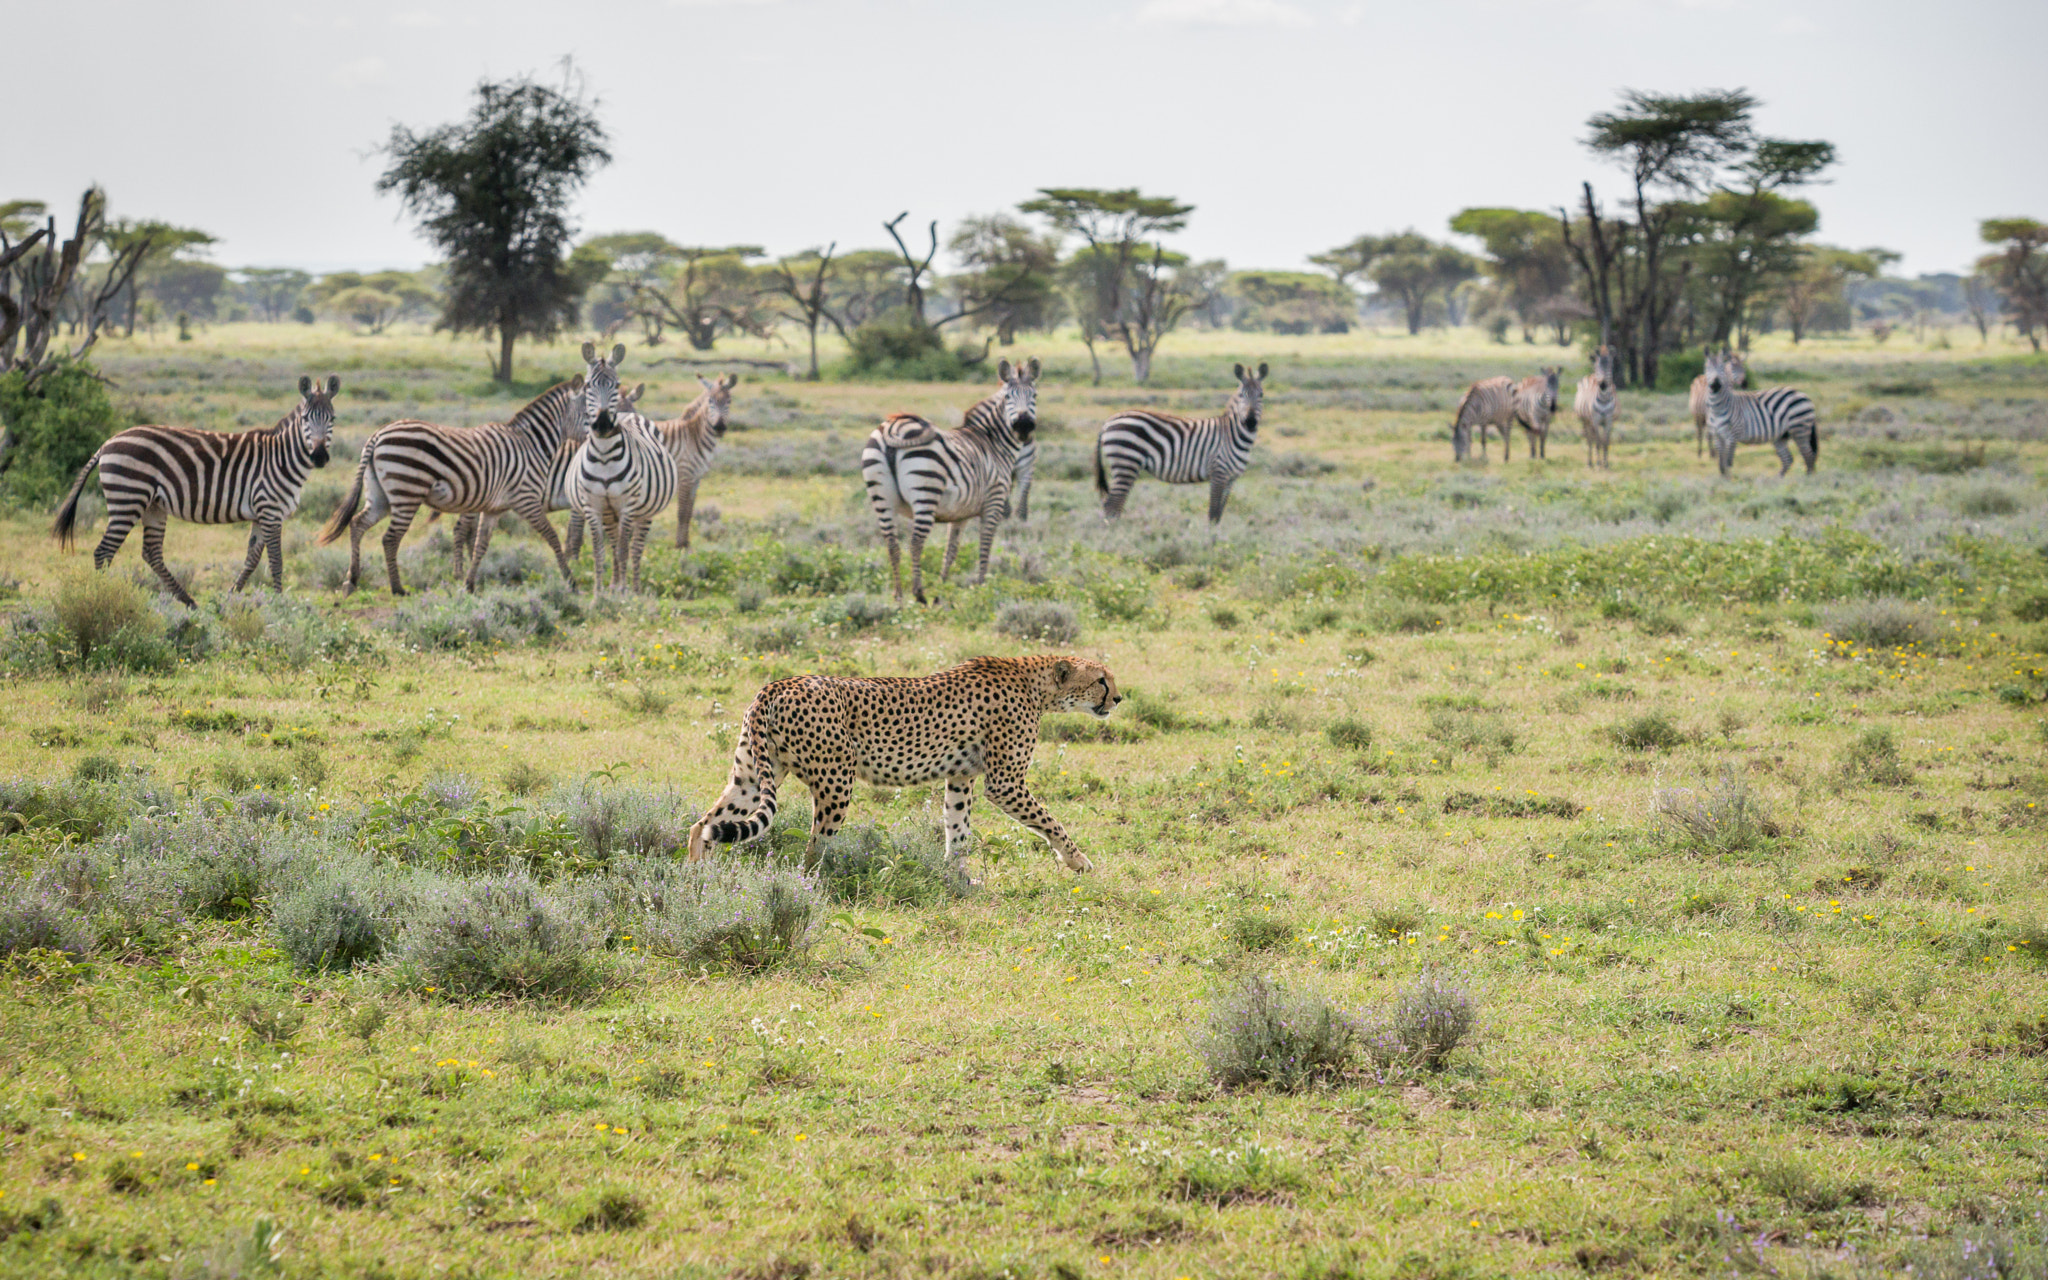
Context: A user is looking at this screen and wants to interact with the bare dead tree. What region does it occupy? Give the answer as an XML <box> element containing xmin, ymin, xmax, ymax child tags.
<box><xmin>0</xmin><ymin>189</ymin><xmax>152</xmax><ymax>389</ymax></box>
<box><xmin>883</xmin><ymin>213</ymin><xmax>941</xmax><ymax>328</ymax></box>
<box><xmin>764</xmin><ymin>243</ymin><xmax>838</xmax><ymax>380</ymax></box>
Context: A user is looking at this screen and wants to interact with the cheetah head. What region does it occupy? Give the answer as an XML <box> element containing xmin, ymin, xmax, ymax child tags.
<box><xmin>1050</xmin><ymin>657</ymin><xmax>1120</xmax><ymax>719</ymax></box>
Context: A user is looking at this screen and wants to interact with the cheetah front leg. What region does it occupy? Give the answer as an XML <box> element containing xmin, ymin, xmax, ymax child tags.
<box><xmin>983</xmin><ymin>766</ymin><xmax>1091</xmax><ymax>873</ymax></box>
<box><xmin>801</xmin><ymin>767</ymin><xmax>856</xmax><ymax>870</ymax></box>
<box><xmin>943</xmin><ymin>774</ymin><xmax>980</xmax><ymax>885</ymax></box>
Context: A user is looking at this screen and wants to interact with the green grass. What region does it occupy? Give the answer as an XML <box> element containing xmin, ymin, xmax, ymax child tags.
<box><xmin>0</xmin><ymin>323</ymin><xmax>2045</xmax><ymax>1277</ymax></box>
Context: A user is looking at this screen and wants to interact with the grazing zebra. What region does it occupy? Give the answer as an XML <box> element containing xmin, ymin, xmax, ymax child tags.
<box><xmin>1095</xmin><ymin>362</ymin><xmax>1266</xmax><ymax>523</ymax></box>
<box><xmin>1451</xmin><ymin>375</ymin><xmax>1517</xmax><ymax>461</ymax></box>
<box><xmin>316</xmin><ymin>343</ymin><xmax>618</xmax><ymax>595</ymax></box>
<box><xmin>1691</xmin><ymin>348</ymin><xmax>1746</xmax><ymax>456</ymax></box>
<box><xmin>1573</xmin><ymin>346</ymin><xmax>1618</xmax><ymax>470</ymax></box>
<box><xmin>571</xmin><ymin>406</ymin><xmax>678</xmax><ymax>594</ymax></box>
<box><xmin>861</xmin><ymin>358</ymin><xmax>1039</xmax><ymax>604</ymax></box>
<box><xmin>1511</xmin><ymin>367</ymin><xmax>1561</xmax><ymax>459</ymax></box>
<box><xmin>1703</xmin><ymin>349</ymin><xmax>1818</xmax><ymax>478</ymax></box>
<box><xmin>51</xmin><ymin>375</ymin><xmax>340</xmax><ymax>607</ymax></box>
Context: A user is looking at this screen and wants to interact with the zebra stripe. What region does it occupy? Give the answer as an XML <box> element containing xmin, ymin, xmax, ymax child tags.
<box><xmin>1511</xmin><ymin>367</ymin><xmax>1561</xmax><ymax>460</ymax></box>
<box><xmin>1451</xmin><ymin>375</ymin><xmax>1516</xmax><ymax>461</ymax></box>
<box><xmin>51</xmin><ymin>375</ymin><xmax>339</xmax><ymax>608</ymax></box>
<box><xmin>1096</xmin><ymin>362</ymin><xmax>1266</xmax><ymax>523</ymax></box>
<box><xmin>571</xmin><ymin>410</ymin><xmax>679</xmax><ymax>593</ymax></box>
<box><xmin>1690</xmin><ymin>348</ymin><xmax>1746</xmax><ymax>457</ymax></box>
<box><xmin>651</xmin><ymin>374</ymin><xmax>737</xmax><ymax>551</ymax></box>
<box><xmin>316</xmin><ymin>342</ymin><xmax>620</xmax><ymax>595</ymax></box>
<box><xmin>1703</xmin><ymin>351</ymin><xmax>1818</xmax><ymax>478</ymax></box>
<box><xmin>1010</xmin><ymin>439</ymin><xmax>1036</xmax><ymax>522</ymax></box>
<box><xmin>1573</xmin><ymin>345</ymin><xmax>1618</xmax><ymax>470</ymax></box>
<box><xmin>861</xmin><ymin>357</ymin><xmax>1039</xmax><ymax>604</ymax></box>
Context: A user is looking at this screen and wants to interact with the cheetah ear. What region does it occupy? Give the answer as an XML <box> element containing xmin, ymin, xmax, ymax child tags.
<box><xmin>1053</xmin><ymin>659</ymin><xmax>1074</xmax><ymax>683</ymax></box>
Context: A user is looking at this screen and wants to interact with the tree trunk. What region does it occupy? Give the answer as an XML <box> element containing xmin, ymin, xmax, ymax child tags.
<box><xmin>1131</xmin><ymin>344</ymin><xmax>1152</xmax><ymax>384</ymax></box>
<box><xmin>1081</xmin><ymin>329</ymin><xmax>1101</xmax><ymax>386</ymax></box>
<box><xmin>1405</xmin><ymin>293</ymin><xmax>1423</xmax><ymax>335</ymax></box>
<box><xmin>497</xmin><ymin>326</ymin><xmax>515</xmax><ymax>383</ymax></box>
<box><xmin>805</xmin><ymin>320</ymin><xmax>820</xmax><ymax>381</ymax></box>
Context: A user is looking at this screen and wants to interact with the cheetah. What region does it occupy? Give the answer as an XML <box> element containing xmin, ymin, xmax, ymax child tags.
<box><xmin>685</xmin><ymin>655</ymin><xmax>1121</xmax><ymax>876</ymax></box>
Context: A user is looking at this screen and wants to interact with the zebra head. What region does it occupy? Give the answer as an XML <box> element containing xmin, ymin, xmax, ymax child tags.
<box><xmin>1542</xmin><ymin>367</ymin><xmax>1561</xmax><ymax>410</ymax></box>
<box><xmin>697</xmin><ymin>373</ymin><xmax>739</xmax><ymax>437</ymax></box>
<box><xmin>1593</xmin><ymin>346</ymin><xmax>1615</xmax><ymax>392</ymax></box>
<box><xmin>580</xmin><ymin>341</ymin><xmax>627</xmax><ymax>438</ymax></box>
<box><xmin>1703</xmin><ymin>350</ymin><xmax>1729</xmax><ymax>399</ymax></box>
<box><xmin>1231</xmin><ymin>362</ymin><xmax>1269</xmax><ymax>429</ymax></box>
<box><xmin>996</xmin><ymin>358</ymin><xmax>1040</xmax><ymax>442</ymax></box>
<box><xmin>295</xmin><ymin>374</ymin><xmax>340</xmax><ymax>468</ymax></box>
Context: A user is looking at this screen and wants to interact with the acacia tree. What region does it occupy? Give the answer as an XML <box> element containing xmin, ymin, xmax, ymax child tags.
<box><xmin>100</xmin><ymin>219</ymin><xmax>214</xmax><ymax>335</ymax></box>
<box><xmin>947</xmin><ymin>214</ymin><xmax>1061</xmax><ymax>343</ymax></box>
<box><xmin>238</xmin><ymin>268</ymin><xmax>312</xmax><ymax>322</ymax></box>
<box><xmin>377</xmin><ymin>65</ymin><xmax>611</xmax><ymax>382</ymax></box>
<box><xmin>1312</xmin><ymin>232</ymin><xmax>1476</xmax><ymax>334</ymax></box>
<box><xmin>1962</xmin><ymin>271</ymin><xmax>2000</xmax><ymax>345</ymax></box>
<box><xmin>764</xmin><ymin>244</ymin><xmax>838</xmax><ymax>380</ymax></box>
<box><xmin>1020</xmin><ymin>188</ymin><xmax>1195</xmax><ymax>383</ymax></box>
<box><xmin>0</xmin><ymin>188</ymin><xmax>153</xmax><ymax>388</ymax></box>
<box><xmin>1448</xmin><ymin>209</ymin><xmax>1575</xmax><ymax>343</ymax></box>
<box><xmin>629</xmin><ymin>246</ymin><xmax>769</xmax><ymax>351</ymax></box>
<box><xmin>1689</xmin><ymin>139</ymin><xmax>1836</xmax><ymax>345</ymax></box>
<box><xmin>1778</xmin><ymin>246</ymin><xmax>1886</xmax><ymax>343</ymax></box>
<box><xmin>1979</xmin><ymin>218</ymin><xmax>2048</xmax><ymax>351</ymax></box>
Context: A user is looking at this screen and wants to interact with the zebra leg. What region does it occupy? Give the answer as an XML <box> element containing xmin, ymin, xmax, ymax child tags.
<box><xmin>1773</xmin><ymin>438</ymin><xmax>1795</xmax><ymax>478</ymax></box>
<box><xmin>1207</xmin><ymin>473</ymin><xmax>1234</xmax><ymax>525</ymax></box>
<box><xmin>518</xmin><ymin>504</ymin><xmax>574</xmax><ymax>583</ymax></box>
<box><xmin>604</xmin><ymin>506</ymin><xmax>627</xmax><ymax>592</ymax></box>
<box><xmin>380</xmin><ymin>501</ymin><xmax>420</xmax><ymax>597</ymax></box>
<box><xmin>675</xmin><ymin>483</ymin><xmax>698</xmax><ymax>551</ymax></box>
<box><xmin>92</xmin><ymin>501</ymin><xmax>138</xmax><ymax>573</ymax></box>
<box><xmin>232</xmin><ymin>524</ymin><xmax>266</xmax><ymax>592</ymax></box>
<box><xmin>908</xmin><ymin>505</ymin><xmax>936</xmax><ymax>605</ymax></box>
<box><xmin>878</xmin><ymin>515</ymin><xmax>905</xmax><ymax>604</ymax></box>
<box><xmin>346</xmin><ymin>482</ymin><xmax>391</xmax><ymax>595</ymax></box>
<box><xmin>627</xmin><ymin>515</ymin><xmax>653</xmax><ymax>593</ymax></box>
<box><xmin>1102</xmin><ymin>469</ymin><xmax>1134</xmax><ymax>520</ymax></box>
<box><xmin>563</xmin><ymin>508</ymin><xmax>584</xmax><ymax>562</ymax></box>
<box><xmin>941</xmin><ymin>521</ymin><xmax>963</xmax><ymax>584</ymax></box>
<box><xmin>465</xmin><ymin>517</ymin><xmax>498</xmax><ymax>593</ymax></box>
<box><xmin>139</xmin><ymin>510</ymin><xmax>195</xmax><ymax>608</ymax></box>
<box><xmin>974</xmin><ymin>503</ymin><xmax>1002</xmax><ymax>586</ymax></box>
<box><xmin>588</xmin><ymin>507</ymin><xmax>611</xmax><ymax>596</ymax></box>
<box><xmin>265</xmin><ymin>515</ymin><xmax>287</xmax><ymax>592</ymax></box>
<box><xmin>1799</xmin><ymin>429</ymin><xmax>1818</xmax><ymax>474</ymax></box>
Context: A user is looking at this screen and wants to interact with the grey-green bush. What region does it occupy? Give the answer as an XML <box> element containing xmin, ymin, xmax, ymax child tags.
<box><xmin>1820</xmin><ymin>598</ymin><xmax>1936</xmax><ymax>651</ymax></box>
<box><xmin>994</xmin><ymin>600</ymin><xmax>1080</xmax><ymax>645</ymax></box>
<box><xmin>813</xmin><ymin>823</ymin><xmax>969</xmax><ymax>906</ymax></box>
<box><xmin>0</xmin><ymin>890</ymin><xmax>95</xmax><ymax>957</ymax></box>
<box><xmin>601</xmin><ymin>855</ymin><xmax>821</xmax><ymax>971</ymax></box>
<box><xmin>272</xmin><ymin>859</ymin><xmax>407</xmax><ymax>973</ymax></box>
<box><xmin>387</xmin><ymin>871</ymin><xmax>608</xmax><ymax>1000</ymax></box>
<box><xmin>1200</xmin><ymin>974</ymin><xmax>1357</xmax><ymax>1092</ymax></box>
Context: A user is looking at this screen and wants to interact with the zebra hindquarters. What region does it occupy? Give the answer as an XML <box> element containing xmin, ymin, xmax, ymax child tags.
<box><xmin>860</xmin><ymin>445</ymin><xmax>909</xmax><ymax>603</ymax></box>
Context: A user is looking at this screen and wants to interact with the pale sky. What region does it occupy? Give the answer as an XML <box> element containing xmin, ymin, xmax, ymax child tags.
<box><xmin>12</xmin><ymin>0</ymin><xmax>2044</xmax><ymax>279</ymax></box>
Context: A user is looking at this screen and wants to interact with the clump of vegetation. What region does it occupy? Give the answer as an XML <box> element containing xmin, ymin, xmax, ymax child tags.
<box><xmin>271</xmin><ymin>858</ymin><xmax>406</xmax><ymax>973</ymax></box>
<box><xmin>0</xmin><ymin>889</ymin><xmax>95</xmax><ymax>958</ymax></box>
<box><xmin>814</xmin><ymin>593</ymin><xmax>896</xmax><ymax>631</ymax></box>
<box><xmin>1227</xmin><ymin>912</ymin><xmax>1294</xmax><ymax>952</ymax></box>
<box><xmin>836</xmin><ymin>312</ymin><xmax>986</xmax><ymax>381</ymax></box>
<box><xmin>1838</xmin><ymin>727</ymin><xmax>1913</xmax><ymax>786</ymax></box>
<box><xmin>500</xmin><ymin>760</ymin><xmax>553</xmax><ymax>796</ymax></box>
<box><xmin>995</xmin><ymin>600</ymin><xmax>1080</xmax><ymax>645</ymax></box>
<box><xmin>386</xmin><ymin>871</ymin><xmax>610</xmax><ymax>1000</ymax></box>
<box><xmin>1377</xmin><ymin>970</ymin><xmax>1481</xmax><ymax>1072</ymax></box>
<box><xmin>1608</xmin><ymin>711</ymin><xmax>1688</xmax><ymax>751</ymax></box>
<box><xmin>390</xmin><ymin>583</ymin><xmax>586</xmax><ymax>650</ymax></box>
<box><xmin>1955</xmin><ymin>484</ymin><xmax>2021</xmax><ymax>517</ymax></box>
<box><xmin>0</xmin><ymin>360</ymin><xmax>119</xmax><ymax>503</ymax></box>
<box><xmin>1325</xmin><ymin>718</ymin><xmax>1374</xmax><ymax>751</ymax></box>
<box><xmin>53</xmin><ymin>572</ymin><xmax>166</xmax><ymax>665</ymax></box>
<box><xmin>1820</xmin><ymin>597</ymin><xmax>1936</xmax><ymax>650</ymax></box>
<box><xmin>1125</xmin><ymin>689</ymin><xmax>1200</xmax><ymax>732</ymax></box>
<box><xmin>812</xmin><ymin>823</ymin><xmax>969</xmax><ymax>906</ymax></box>
<box><xmin>727</xmin><ymin>619</ymin><xmax>808</xmax><ymax>654</ymax></box>
<box><xmin>1426</xmin><ymin>707</ymin><xmax>1517</xmax><ymax>759</ymax></box>
<box><xmin>602</xmin><ymin>856</ymin><xmax>821</xmax><ymax>972</ymax></box>
<box><xmin>1655</xmin><ymin>769</ymin><xmax>1782</xmax><ymax>855</ymax></box>
<box><xmin>1201</xmin><ymin>974</ymin><xmax>1357</xmax><ymax>1092</ymax></box>
<box><xmin>556</xmin><ymin>782</ymin><xmax>693</xmax><ymax>862</ymax></box>
<box><xmin>570</xmin><ymin>1186</ymin><xmax>648</xmax><ymax>1232</ymax></box>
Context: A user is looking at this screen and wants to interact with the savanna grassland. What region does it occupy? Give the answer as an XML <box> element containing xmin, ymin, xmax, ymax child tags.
<box><xmin>1</xmin><ymin>321</ymin><xmax>2045</xmax><ymax>1280</ymax></box>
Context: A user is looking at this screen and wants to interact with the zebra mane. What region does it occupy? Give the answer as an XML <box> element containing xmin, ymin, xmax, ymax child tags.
<box><xmin>505</xmin><ymin>381</ymin><xmax>580</xmax><ymax>442</ymax></box>
<box><xmin>266</xmin><ymin>400</ymin><xmax>308</xmax><ymax>437</ymax></box>
<box><xmin>959</xmin><ymin>390</ymin><xmax>1014</xmax><ymax>441</ymax></box>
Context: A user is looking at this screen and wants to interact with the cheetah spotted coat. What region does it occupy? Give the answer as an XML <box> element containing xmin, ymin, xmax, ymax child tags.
<box><xmin>685</xmin><ymin>655</ymin><xmax>1121</xmax><ymax>873</ymax></box>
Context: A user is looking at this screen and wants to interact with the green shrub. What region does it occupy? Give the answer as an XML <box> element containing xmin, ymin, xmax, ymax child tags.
<box><xmin>994</xmin><ymin>600</ymin><xmax>1080</xmax><ymax>645</ymax></box>
<box><xmin>1380</xmin><ymin>970</ymin><xmax>1480</xmax><ymax>1071</ymax></box>
<box><xmin>0</xmin><ymin>890</ymin><xmax>95</xmax><ymax>957</ymax></box>
<box><xmin>556</xmin><ymin>782</ymin><xmax>694</xmax><ymax>863</ymax></box>
<box><xmin>1608</xmin><ymin>711</ymin><xmax>1688</xmax><ymax>751</ymax></box>
<box><xmin>389</xmin><ymin>583</ymin><xmax>585</xmax><ymax>650</ymax></box>
<box><xmin>834</xmin><ymin>312</ymin><xmax>983</xmax><ymax>381</ymax></box>
<box><xmin>1838</xmin><ymin>727</ymin><xmax>1913</xmax><ymax>786</ymax></box>
<box><xmin>813</xmin><ymin>823</ymin><xmax>969</xmax><ymax>906</ymax></box>
<box><xmin>1956</xmin><ymin>485</ymin><xmax>2021</xmax><ymax>517</ymax></box>
<box><xmin>388</xmin><ymin>871</ymin><xmax>608</xmax><ymax>1000</ymax></box>
<box><xmin>1227</xmin><ymin>912</ymin><xmax>1294</xmax><ymax>951</ymax></box>
<box><xmin>0</xmin><ymin>777</ymin><xmax>128</xmax><ymax>840</ymax></box>
<box><xmin>601</xmin><ymin>855</ymin><xmax>821</xmax><ymax>971</ymax></box>
<box><xmin>0</xmin><ymin>361</ymin><xmax>118</xmax><ymax>504</ymax></box>
<box><xmin>727</xmin><ymin>620</ymin><xmax>808</xmax><ymax>653</ymax></box>
<box><xmin>53</xmin><ymin>572</ymin><xmax>162</xmax><ymax>662</ymax></box>
<box><xmin>814</xmin><ymin>592</ymin><xmax>897</xmax><ymax>632</ymax></box>
<box><xmin>1655</xmin><ymin>770</ymin><xmax>1781</xmax><ymax>855</ymax></box>
<box><xmin>1200</xmin><ymin>974</ymin><xmax>1357</xmax><ymax>1091</ymax></box>
<box><xmin>271</xmin><ymin>859</ymin><xmax>406</xmax><ymax>973</ymax></box>
<box><xmin>1426</xmin><ymin>708</ymin><xmax>1517</xmax><ymax>757</ymax></box>
<box><xmin>1325</xmin><ymin>718</ymin><xmax>1374</xmax><ymax>751</ymax></box>
<box><xmin>570</xmin><ymin>1186</ymin><xmax>648</xmax><ymax>1232</ymax></box>
<box><xmin>1821</xmin><ymin>598</ymin><xmax>1935</xmax><ymax>651</ymax></box>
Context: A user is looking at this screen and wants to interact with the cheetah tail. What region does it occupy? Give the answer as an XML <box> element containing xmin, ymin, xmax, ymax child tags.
<box><xmin>686</xmin><ymin>703</ymin><xmax>781</xmax><ymax>859</ymax></box>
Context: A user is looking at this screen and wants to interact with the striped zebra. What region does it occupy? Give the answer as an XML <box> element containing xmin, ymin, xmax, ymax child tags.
<box><xmin>560</xmin><ymin>373</ymin><xmax>737</xmax><ymax>558</ymax></box>
<box><xmin>1511</xmin><ymin>367</ymin><xmax>1561</xmax><ymax>459</ymax></box>
<box><xmin>1096</xmin><ymin>362</ymin><xmax>1266</xmax><ymax>523</ymax></box>
<box><xmin>1691</xmin><ymin>348</ymin><xmax>1746</xmax><ymax>456</ymax></box>
<box><xmin>1010</xmin><ymin>439</ymin><xmax>1036</xmax><ymax>522</ymax></box>
<box><xmin>1572</xmin><ymin>345</ymin><xmax>1617</xmax><ymax>469</ymax></box>
<box><xmin>1451</xmin><ymin>375</ymin><xmax>1517</xmax><ymax>461</ymax></box>
<box><xmin>570</xmin><ymin>407</ymin><xmax>678</xmax><ymax>594</ymax></box>
<box><xmin>51</xmin><ymin>375</ymin><xmax>340</xmax><ymax>607</ymax></box>
<box><xmin>1703</xmin><ymin>349</ymin><xmax>1818</xmax><ymax>478</ymax></box>
<box><xmin>861</xmin><ymin>357</ymin><xmax>1039</xmax><ymax>604</ymax></box>
<box><xmin>316</xmin><ymin>342</ymin><xmax>617</xmax><ymax>595</ymax></box>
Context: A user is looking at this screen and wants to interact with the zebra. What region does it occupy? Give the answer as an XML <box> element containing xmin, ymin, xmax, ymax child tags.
<box><xmin>316</xmin><ymin>342</ymin><xmax>617</xmax><ymax>595</ymax></box>
<box><xmin>1451</xmin><ymin>375</ymin><xmax>1517</xmax><ymax>461</ymax></box>
<box><xmin>1572</xmin><ymin>346</ymin><xmax>1618</xmax><ymax>469</ymax></box>
<box><xmin>1096</xmin><ymin>362</ymin><xmax>1266</xmax><ymax>523</ymax></box>
<box><xmin>861</xmin><ymin>357</ymin><xmax>1039</xmax><ymax>604</ymax></box>
<box><xmin>1703</xmin><ymin>349</ymin><xmax>1818</xmax><ymax>478</ymax></box>
<box><xmin>1010</xmin><ymin>439</ymin><xmax>1036</xmax><ymax>522</ymax></box>
<box><xmin>1511</xmin><ymin>367</ymin><xmax>1561</xmax><ymax>460</ymax></box>
<box><xmin>570</xmin><ymin>405</ymin><xmax>678</xmax><ymax>594</ymax></box>
<box><xmin>51</xmin><ymin>375</ymin><xmax>340</xmax><ymax>607</ymax></box>
<box><xmin>1691</xmin><ymin>348</ymin><xmax>1746</xmax><ymax>456</ymax></box>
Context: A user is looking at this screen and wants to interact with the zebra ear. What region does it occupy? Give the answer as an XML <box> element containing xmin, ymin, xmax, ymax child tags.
<box><xmin>1233</xmin><ymin>363</ymin><xmax>1246</xmax><ymax>381</ymax></box>
<box><xmin>1026</xmin><ymin>356</ymin><xmax>1040</xmax><ymax>381</ymax></box>
<box><xmin>327</xmin><ymin>374</ymin><xmax>341</xmax><ymax>396</ymax></box>
<box><xmin>1257</xmin><ymin>362</ymin><xmax>1269</xmax><ymax>381</ymax></box>
<box><xmin>625</xmin><ymin>382</ymin><xmax>644</xmax><ymax>405</ymax></box>
<box><xmin>298</xmin><ymin>375</ymin><xmax>312</xmax><ymax>395</ymax></box>
<box><xmin>722</xmin><ymin>373</ymin><xmax>739</xmax><ymax>389</ymax></box>
<box><xmin>998</xmin><ymin>358</ymin><xmax>1013</xmax><ymax>383</ymax></box>
<box><xmin>581</xmin><ymin>341</ymin><xmax>597</xmax><ymax>364</ymax></box>
<box><xmin>571</xmin><ymin>374</ymin><xmax>587</xmax><ymax>392</ymax></box>
<box><xmin>699</xmin><ymin>376</ymin><xmax>715</xmax><ymax>392</ymax></box>
<box><xmin>610</xmin><ymin>343</ymin><xmax>626</xmax><ymax>368</ymax></box>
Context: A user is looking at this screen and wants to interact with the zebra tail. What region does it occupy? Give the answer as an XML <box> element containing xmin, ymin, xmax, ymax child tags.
<box><xmin>315</xmin><ymin>444</ymin><xmax>371</xmax><ymax>546</ymax></box>
<box><xmin>1093</xmin><ymin>435</ymin><xmax>1108</xmax><ymax>497</ymax></box>
<box><xmin>50</xmin><ymin>450</ymin><xmax>102</xmax><ymax>548</ymax></box>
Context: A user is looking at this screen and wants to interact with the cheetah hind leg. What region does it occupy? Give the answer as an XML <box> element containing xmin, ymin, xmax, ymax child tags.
<box><xmin>943</xmin><ymin>775</ymin><xmax>981</xmax><ymax>888</ymax></box>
